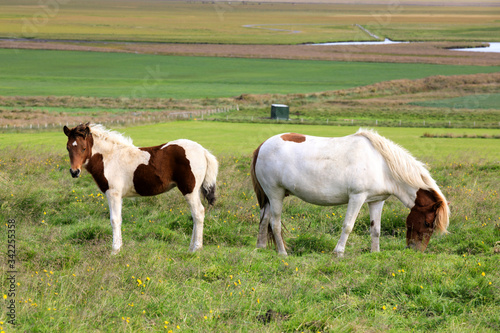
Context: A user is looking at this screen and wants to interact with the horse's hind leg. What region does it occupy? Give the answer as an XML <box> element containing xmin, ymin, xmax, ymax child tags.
<box><xmin>269</xmin><ymin>195</ymin><xmax>287</xmax><ymax>255</ymax></box>
<box><xmin>185</xmin><ymin>192</ymin><xmax>205</xmax><ymax>252</ymax></box>
<box><xmin>368</xmin><ymin>201</ymin><xmax>384</xmax><ymax>252</ymax></box>
<box><xmin>257</xmin><ymin>203</ymin><xmax>271</xmax><ymax>248</ymax></box>
<box><xmin>334</xmin><ymin>193</ymin><xmax>367</xmax><ymax>257</ymax></box>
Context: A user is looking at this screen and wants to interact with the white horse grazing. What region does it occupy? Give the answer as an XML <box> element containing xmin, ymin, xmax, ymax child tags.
<box><xmin>64</xmin><ymin>123</ymin><xmax>218</xmax><ymax>254</ymax></box>
<box><xmin>251</xmin><ymin>129</ymin><xmax>449</xmax><ymax>256</ymax></box>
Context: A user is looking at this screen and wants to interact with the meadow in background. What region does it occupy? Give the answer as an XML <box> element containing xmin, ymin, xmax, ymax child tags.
<box><xmin>1</xmin><ymin>0</ymin><xmax>499</xmax><ymax>44</ymax></box>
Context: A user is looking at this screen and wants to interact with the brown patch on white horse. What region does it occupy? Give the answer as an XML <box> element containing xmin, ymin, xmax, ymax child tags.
<box><xmin>86</xmin><ymin>153</ymin><xmax>109</xmax><ymax>193</ymax></box>
<box><xmin>134</xmin><ymin>144</ymin><xmax>196</xmax><ymax>196</ymax></box>
<box><xmin>280</xmin><ymin>133</ymin><xmax>306</xmax><ymax>143</ymax></box>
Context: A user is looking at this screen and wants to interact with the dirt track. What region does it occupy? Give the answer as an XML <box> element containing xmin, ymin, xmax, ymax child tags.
<box><xmin>1</xmin><ymin>39</ymin><xmax>499</xmax><ymax>66</ymax></box>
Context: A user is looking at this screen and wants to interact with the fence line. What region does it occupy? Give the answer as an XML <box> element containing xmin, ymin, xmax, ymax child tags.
<box><xmin>206</xmin><ymin>115</ymin><xmax>500</xmax><ymax>129</ymax></box>
<box><xmin>0</xmin><ymin>105</ymin><xmax>238</xmax><ymax>131</ymax></box>
<box><xmin>2</xmin><ymin>105</ymin><xmax>499</xmax><ymax>130</ymax></box>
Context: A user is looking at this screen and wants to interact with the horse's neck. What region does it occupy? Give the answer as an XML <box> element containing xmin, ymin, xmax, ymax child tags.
<box><xmin>393</xmin><ymin>183</ymin><xmax>418</xmax><ymax>208</ymax></box>
<box><xmin>92</xmin><ymin>137</ymin><xmax>136</xmax><ymax>157</ymax></box>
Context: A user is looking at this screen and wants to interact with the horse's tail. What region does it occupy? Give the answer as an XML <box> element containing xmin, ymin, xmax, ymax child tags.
<box><xmin>201</xmin><ymin>149</ymin><xmax>218</xmax><ymax>206</ymax></box>
<box><xmin>251</xmin><ymin>144</ymin><xmax>281</xmax><ymax>248</ymax></box>
<box><xmin>251</xmin><ymin>143</ymin><xmax>269</xmax><ymax>209</ymax></box>
<box><xmin>356</xmin><ymin>128</ymin><xmax>449</xmax><ymax>233</ymax></box>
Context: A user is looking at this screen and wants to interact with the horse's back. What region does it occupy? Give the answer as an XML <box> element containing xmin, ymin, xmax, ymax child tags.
<box><xmin>254</xmin><ymin>133</ymin><xmax>392</xmax><ymax>205</ymax></box>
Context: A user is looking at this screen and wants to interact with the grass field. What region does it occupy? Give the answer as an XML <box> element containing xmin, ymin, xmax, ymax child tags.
<box><xmin>411</xmin><ymin>93</ymin><xmax>500</xmax><ymax>110</ymax></box>
<box><xmin>1</xmin><ymin>122</ymin><xmax>500</xmax><ymax>159</ymax></box>
<box><xmin>2</xmin><ymin>0</ymin><xmax>500</xmax><ymax>44</ymax></box>
<box><xmin>1</xmin><ymin>122</ymin><xmax>499</xmax><ymax>332</ymax></box>
<box><xmin>1</xmin><ymin>49</ymin><xmax>499</xmax><ymax>99</ymax></box>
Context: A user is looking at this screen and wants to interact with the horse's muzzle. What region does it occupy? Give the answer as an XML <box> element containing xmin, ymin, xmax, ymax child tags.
<box><xmin>70</xmin><ymin>168</ymin><xmax>81</xmax><ymax>178</ymax></box>
<box><xmin>406</xmin><ymin>242</ymin><xmax>425</xmax><ymax>252</ymax></box>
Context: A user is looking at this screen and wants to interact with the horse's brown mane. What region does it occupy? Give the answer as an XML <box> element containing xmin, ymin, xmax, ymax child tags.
<box><xmin>430</xmin><ymin>188</ymin><xmax>450</xmax><ymax>234</ymax></box>
<box><xmin>68</xmin><ymin>123</ymin><xmax>91</xmax><ymax>138</ymax></box>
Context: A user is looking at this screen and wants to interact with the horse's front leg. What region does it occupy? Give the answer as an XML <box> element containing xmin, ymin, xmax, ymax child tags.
<box><xmin>368</xmin><ymin>201</ymin><xmax>384</xmax><ymax>252</ymax></box>
<box><xmin>106</xmin><ymin>190</ymin><xmax>123</xmax><ymax>255</ymax></box>
<box><xmin>334</xmin><ymin>193</ymin><xmax>367</xmax><ymax>257</ymax></box>
<box><xmin>185</xmin><ymin>192</ymin><xmax>205</xmax><ymax>252</ymax></box>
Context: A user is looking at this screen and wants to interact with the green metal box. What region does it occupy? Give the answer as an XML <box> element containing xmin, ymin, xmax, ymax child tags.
<box><xmin>271</xmin><ymin>104</ymin><xmax>289</xmax><ymax>120</ymax></box>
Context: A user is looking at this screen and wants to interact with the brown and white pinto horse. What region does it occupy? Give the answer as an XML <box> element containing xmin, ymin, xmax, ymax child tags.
<box><xmin>64</xmin><ymin>123</ymin><xmax>218</xmax><ymax>254</ymax></box>
<box><xmin>251</xmin><ymin>129</ymin><xmax>449</xmax><ymax>256</ymax></box>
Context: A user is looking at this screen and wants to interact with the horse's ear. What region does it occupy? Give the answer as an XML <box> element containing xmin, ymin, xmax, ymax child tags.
<box><xmin>432</xmin><ymin>201</ymin><xmax>442</xmax><ymax>211</ymax></box>
<box><xmin>83</xmin><ymin>123</ymin><xmax>91</xmax><ymax>137</ymax></box>
<box><xmin>63</xmin><ymin>125</ymin><xmax>70</xmax><ymax>137</ymax></box>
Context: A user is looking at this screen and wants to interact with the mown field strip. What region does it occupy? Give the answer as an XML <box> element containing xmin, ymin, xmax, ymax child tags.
<box><xmin>1</xmin><ymin>49</ymin><xmax>499</xmax><ymax>99</ymax></box>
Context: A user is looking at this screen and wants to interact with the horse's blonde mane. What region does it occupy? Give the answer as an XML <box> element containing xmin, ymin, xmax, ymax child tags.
<box><xmin>355</xmin><ymin>128</ymin><xmax>449</xmax><ymax>233</ymax></box>
<box><xmin>89</xmin><ymin>124</ymin><xmax>135</xmax><ymax>148</ymax></box>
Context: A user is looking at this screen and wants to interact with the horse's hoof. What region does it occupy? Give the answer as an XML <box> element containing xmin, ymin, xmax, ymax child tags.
<box><xmin>334</xmin><ymin>251</ymin><xmax>344</xmax><ymax>258</ymax></box>
<box><xmin>111</xmin><ymin>249</ymin><xmax>121</xmax><ymax>255</ymax></box>
<box><xmin>189</xmin><ymin>245</ymin><xmax>203</xmax><ymax>252</ymax></box>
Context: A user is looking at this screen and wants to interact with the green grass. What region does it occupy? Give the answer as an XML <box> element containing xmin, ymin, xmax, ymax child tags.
<box><xmin>2</xmin><ymin>122</ymin><xmax>500</xmax><ymax>160</ymax></box>
<box><xmin>0</xmin><ymin>125</ymin><xmax>499</xmax><ymax>331</ymax></box>
<box><xmin>1</xmin><ymin>49</ymin><xmax>499</xmax><ymax>99</ymax></box>
<box><xmin>411</xmin><ymin>93</ymin><xmax>500</xmax><ymax>110</ymax></box>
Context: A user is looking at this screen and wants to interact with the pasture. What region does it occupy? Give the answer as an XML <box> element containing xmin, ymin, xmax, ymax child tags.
<box><xmin>1</xmin><ymin>0</ymin><xmax>500</xmax><ymax>44</ymax></box>
<box><xmin>1</xmin><ymin>122</ymin><xmax>499</xmax><ymax>332</ymax></box>
<box><xmin>0</xmin><ymin>49</ymin><xmax>499</xmax><ymax>99</ymax></box>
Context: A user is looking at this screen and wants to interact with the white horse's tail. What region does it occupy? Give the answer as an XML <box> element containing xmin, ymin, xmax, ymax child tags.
<box><xmin>251</xmin><ymin>144</ymin><xmax>269</xmax><ymax>210</ymax></box>
<box><xmin>356</xmin><ymin>128</ymin><xmax>449</xmax><ymax>233</ymax></box>
<box><xmin>251</xmin><ymin>143</ymin><xmax>286</xmax><ymax>248</ymax></box>
<box><xmin>201</xmin><ymin>149</ymin><xmax>218</xmax><ymax>206</ymax></box>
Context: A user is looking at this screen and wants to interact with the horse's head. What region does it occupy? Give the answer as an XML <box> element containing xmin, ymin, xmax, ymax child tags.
<box><xmin>63</xmin><ymin>123</ymin><xmax>93</xmax><ymax>178</ymax></box>
<box><xmin>406</xmin><ymin>189</ymin><xmax>446</xmax><ymax>252</ymax></box>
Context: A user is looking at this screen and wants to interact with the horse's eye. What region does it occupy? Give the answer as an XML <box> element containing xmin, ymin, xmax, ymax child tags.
<box><xmin>82</xmin><ymin>147</ymin><xmax>86</xmax><ymax>151</ymax></box>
